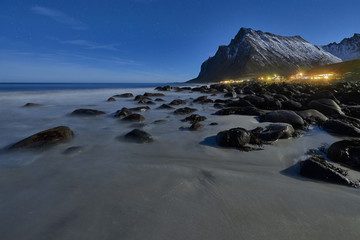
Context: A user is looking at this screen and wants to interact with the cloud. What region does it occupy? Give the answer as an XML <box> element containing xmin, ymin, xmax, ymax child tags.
<box><xmin>59</xmin><ymin>39</ymin><xmax>120</xmax><ymax>51</ymax></box>
<box><xmin>31</xmin><ymin>6</ymin><xmax>87</xmax><ymax>30</ymax></box>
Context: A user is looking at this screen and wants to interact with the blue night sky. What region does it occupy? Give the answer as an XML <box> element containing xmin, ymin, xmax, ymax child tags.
<box><xmin>0</xmin><ymin>0</ymin><xmax>359</xmax><ymax>83</ymax></box>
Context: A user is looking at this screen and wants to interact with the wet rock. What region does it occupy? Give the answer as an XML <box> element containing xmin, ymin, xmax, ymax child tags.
<box><xmin>129</xmin><ymin>106</ymin><xmax>151</xmax><ymax>112</ymax></box>
<box><xmin>62</xmin><ymin>146</ymin><xmax>83</xmax><ymax>155</ymax></box>
<box><xmin>174</xmin><ymin>107</ymin><xmax>197</xmax><ymax>115</ymax></box>
<box><xmin>309</xmin><ymin>91</ymin><xmax>338</xmax><ymax>103</ymax></box>
<box><xmin>114</xmin><ymin>108</ymin><xmax>132</xmax><ymax>118</ymax></box>
<box><xmin>259</xmin><ymin>110</ymin><xmax>305</xmax><ymax>129</ymax></box>
<box><xmin>169</xmin><ymin>99</ymin><xmax>186</xmax><ymax>105</ymax></box>
<box><xmin>328</xmin><ymin>140</ymin><xmax>360</xmax><ymax>169</ymax></box>
<box><xmin>296</xmin><ymin>109</ymin><xmax>328</xmax><ymax>125</ymax></box>
<box><xmin>258</xmin><ymin>124</ymin><xmax>295</xmax><ymax>142</ymax></box>
<box><xmin>215</xmin><ymin>107</ymin><xmax>264</xmax><ymax>116</ymax></box>
<box><xmin>300</xmin><ymin>155</ymin><xmax>355</xmax><ymax>187</ymax></box>
<box><xmin>138</xmin><ymin>100</ymin><xmax>155</xmax><ymax>105</ymax></box>
<box><xmin>106</xmin><ymin>97</ymin><xmax>116</xmax><ymax>102</ymax></box>
<box><xmin>243</xmin><ymin>95</ymin><xmax>265</xmax><ymax>107</ymax></box>
<box><xmin>308</xmin><ymin>98</ymin><xmax>344</xmax><ymax>117</ymax></box>
<box><xmin>181</xmin><ymin>114</ymin><xmax>207</xmax><ymax>123</ymax></box>
<box><xmin>9</xmin><ymin>126</ymin><xmax>74</xmax><ymax>149</ymax></box>
<box><xmin>193</xmin><ymin>96</ymin><xmax>213</xmax><ymax>104</ymax></box>
<box><xmin>23</xmin><ymin>103</ymin><xmax>41</xmax><ymax>107</ymax></box>
<box><xmin>226</xmin><ymin>99</ymin><xmax>253</xmax><ymax>108</ymax></box>
<box><xmin>124</xmin><ymin>129</ymin><xmax>153</xmax><ymax>143</ymax></box>
<box><xmin>155</xmin><ymin>85</ymin><xmax>171</xmax><ymax>91</ymax></box>
<box><xmin>155</xmin><ymin>98</ymin><xmax>165</xmax><ymax>102</ymax></box>
<box><xmin>153</xmin><ymin>119</ymin><xmax>167</xmax><ymax>124</ymax></box>
<box><xmin>144</xmin><ymin>92</ymin><xmax>165</xmax><ymax>97</ymax></box>
<box><xmin>189</xmin><ymin>122</ymin><xmax>203</xmax><ymax>131</ymax></box>
<box><xmin>224</xmin><ymin>91</ymin><xmax>237</xmax><ymax>98</ymax></box>
<box><xmin>134</xmin><ymin>95</ymin><xmax>152</xmax><ymax>101</ymax></box>
<box><xmin>71</xmin><ymin>109</ymin><xmax>105</xmax><ymax>116</ymax></box>
<box><xmin>157</xmin><ymin>104</ymin><xmax>174</xmax><ymax>110</ymax></box>
<box><xmin>121</xmin><ymin>114</ymin><xmax>145</xmax><ymax>122</ymax></box>
<box><xmin>113</xmin><ymin>93</ymin><xmax>133</xmax><ymax>98</ymax></box>
<box><xmin>323</xmin><ymin>120</ymin><xmax>360</xmax><ymax>137</ymax></box>
<box><xmin>209</xmin><ymin>122</ymin><xmax>218</xmax><ymax>126</ymax></box>
<box><xmin>282</xmin><ymin>100</ymin><xmax>302</xmax><ymax>111</ymax></box>
<box><xmin>216</xmin><ymin>128</ymin><xmax>251</xmax><ymax>149</ymax></box>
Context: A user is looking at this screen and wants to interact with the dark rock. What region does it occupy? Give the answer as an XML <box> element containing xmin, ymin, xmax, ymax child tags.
<box><xmin>155</xmin><ymin>85</ymin><xmax>171</xmax><ymax>91</ymax></box>
<box><xmin>113</xmin><ymin>93</ymin><xmax>133</xmax><ymax>98</ymax></box>
<box><xmin>155</xmin><ymin>98</ymin><xmax>165</xmax><ymax>102</ymax></box>
<box><xmin>157</xmin><ymin>104</ymin><xmax>174</xmax><ymax>110</ymax></box>
<box><xmin>259</xmin><ymin>124</ymin><xmax>295</xmax><ymax>142</ymax></box>
<box><xmin>190</xmin><ymin>122</ymin><xmax>203</xmax><ymax>131</ymax></box>
<box><xmin>9</xmin><ymin>126</ymin><xmax>74</xmax><ymax>149</ymax></box>
<box><xmin>296</xmin><ymin>109</ymin><xmax>328</xmax><ymax>125</ymax></box>
<box><xmin>106</xmin><ymin>97</ymin><xmax>116</xmax><ymax>102</ymax></box>
<box><xmin>309</xmin><ymin>91</ymin><xmax>338</xmax><ymax>103</ymax></box>
<box><xmin>124</xmin><ymin>129</ymin><xmax>153</xmax><ymax>143</ymax></box>
<box><xmin>181</xmin><ymin>114</ymin><xmax>207</xmax><ymax>123</ymax></box>
<box><xmin>23</xmin><ymin>103</ymin><xmax>41</xmax><ymax>107</ymax></box>
<box><xmin>62</xmin><ymin>146</ymin><xmax>83</xmax><ymax>155</ymax></box>
<box><xmin>209</xmin><ymin>122</ymin><xmax>218</xmax><ymax>126</ymax></box>
<box><xmin>153</xmin><ymin>120</ymin><xmax>167</xmax><ymax>124</ymax></box>
<box><xmin>226</xmin><ymin>99</ymin><xmax>253</xmax><ymax>108</ymax></box>
<box><xmin>300</xmin><ymin>155</ymin><xmax>354</xmax><ymax>187</ymax></box>
<box><xmin>215</xmin><ymin>107</ymin><xmax>264</xmax><ymax>116</ymax></box>
<box><xmin>174</xmin><ymin>107</ymin><xmax>197</xmax><ymax>115</ymax></box>
<box><xmin>169</xmin><ymin>99</ymin><xmax>186</xmax><ymax>105</ymax></box>
<box><xmin>328</xmin><ymin>140</ymin><xmax>360</xmax><ymax>168</ymax></box>
<box><xmin>243</xmin><ymin>95</ymin><xmax>265</xmax><ymax>107</ymax></box>
<box><xmin>193</xmin><ymin>96</ymin><xmax>213</xmax><ymax>104</ymax></box>
<box><xmin>323</xmin><ymin>120</ymin><xmax>360</xmax><ymax>137</ymax></box>
<box><xmin>216</xmin><ymin>128</ymin><xmax>251</xmax><ymax>148</ymax></box>
<box><xmin>259</xmin><ymin>110</ymin><xmax>305</xmax><ymax>129</ymax></box>
<box><xmin>114</xmin><ymin>108</ymin><xmax>132</xmax><ymax>118</ymax></box>
<box><xmin>71</xmin><ymin>109</ymin><xmax>105</xmax><ymax>116</ymax></box>
<box><xmin>138</xmin><ymin>100</ymin><xmax>155</xmax><ymax>105</ymax></box>
<box><xmin>144</xmin><ymin>92</ymin><xmax>165</xmax><ymax>97</ymax></box>
<box><xmin>282</xmin><ymin>100</ymin><xmax>302</xmax><ymax>111</ymax></box>
<box><xmin>129</xmin><ymin>106</ymin><xmax>151</xmax><ymax>112</ymax></box>
<box><xmin>134</xmin><ymin>95</ymin><xmax>152</xmax><ymax>101</ymax></box>
<box><xmin>224</xmin><ymin>91</ymin><xmax>237</xmax><ymax>98</ymax></box>
<box><xmin>121</xmin><ymin>114</ymin><xmax>145</xmax><ymax>122</ymax></box>
<box><xmin>308</xmin><ymin>98</ymin><xmax>344</xmax><ymax>117</ymax></box>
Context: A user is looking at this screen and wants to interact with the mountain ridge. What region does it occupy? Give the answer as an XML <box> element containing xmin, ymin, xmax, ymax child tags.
<box><xmin>189</xmin><ymin>28</ymin><xmax>342</xmax><ymax>83</ymax></box>
<box><xmin>321</xmin><ymin>33</ymin><xmax>360</xmax><ymax>61</ymax></box>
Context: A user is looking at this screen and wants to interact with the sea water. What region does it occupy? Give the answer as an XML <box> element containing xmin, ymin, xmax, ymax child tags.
<box><xmin>0</xmin><ymin>83</ymin><xmax>359</xmax><ymax>240</ymax></box>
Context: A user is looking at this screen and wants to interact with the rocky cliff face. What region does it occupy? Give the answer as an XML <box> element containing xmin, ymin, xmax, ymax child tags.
<box><xmin>189</xmin><ymin>28</ymin><xmax>342</xmax><ymax>83</ymax></box>
<box><xmin>322</xmin><ymin>33</ymin><xmax>360</xmax><ymax>61</ymax></box>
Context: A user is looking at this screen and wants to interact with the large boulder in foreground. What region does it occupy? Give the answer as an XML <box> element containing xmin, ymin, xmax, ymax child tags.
<box><xmin>9</xmin><ymin>126</ymin><xmax>74</xmax><ymax>149</ymax></box>
<box><xmin>300</xmin><ymin>155</ymin><xmax>355</xmax><ymax>187</ymax></box>
<box><xmin>296</xmin><ymin>109</ymin><xmax>328</xmax><ymax>125</ymax></box>
<box><xmin>216</xmin><ymin>128</ymin><xmax>251</xmax><ymax>149</ymax></box>
<box><xmin>327</xmin><ymin>140</ymin><xmax>360</xmax><ymax>169</ymax></box>
<box><xmin>259</xmin><ymin>110</ymin><xmax>305</xmax><ymax>129</ymax></box>
<box><xmin>71</xmin><ymin>109</ymin><xmax>105</xmax><ymax>116</ymax></box>
<box><xmin>124</xmin><ymin>129</ymin><xmax>153</xmax><ymax>143</ymax></box>
<box><xmin>308</xmin><ymin>98</ymin><xmax>344</xmax><ymax>117</ymax></box>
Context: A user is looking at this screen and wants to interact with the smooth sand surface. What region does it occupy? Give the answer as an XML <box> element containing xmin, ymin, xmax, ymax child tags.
<box><xmin>0</xmin><ymin>88</ymin><xmax>359</xmax><ymax>240</ymax></box>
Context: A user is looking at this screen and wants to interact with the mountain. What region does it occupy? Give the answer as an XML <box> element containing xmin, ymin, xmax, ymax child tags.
<box><xmin>189</xmin><ymin>28</ymin><xmax>342</xmax><ymax>83</ymax></box>
<box><xmin>322</xmin><ymin>33</ymin><xmax>360</xmax><ymax>61</ymax></box>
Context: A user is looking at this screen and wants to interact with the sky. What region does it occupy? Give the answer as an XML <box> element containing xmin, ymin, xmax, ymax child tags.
<box><xmin>0</xmin><ymin>0</ymin><xmax>359</xmax><ymax>83</ymax></box>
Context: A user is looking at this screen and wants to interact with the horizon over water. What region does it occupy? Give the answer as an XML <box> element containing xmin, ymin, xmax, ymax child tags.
<box><xmin>0</xmin><ymin>82</ymin><xmax>190</xmax><ymax>92</ymax></box>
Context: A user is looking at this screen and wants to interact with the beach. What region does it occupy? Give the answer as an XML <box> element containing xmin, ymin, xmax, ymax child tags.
<box><xmin>0</xmin><ymin>83</ymin><xmax>360</xmax><ymax>240</ymax></box>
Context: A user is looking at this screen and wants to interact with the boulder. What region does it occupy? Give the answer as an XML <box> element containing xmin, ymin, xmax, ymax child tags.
<box><xmin>157</xmin><ymin>104</ymin><xmax>174</xmax><ymax>110</ymax></box>
<box><xmin>181</xmin><ymin>114</ymin><xmax>207</xmax><ymax>123</ymax></box>
<box><xmin>296</xmin><ymin>109</ymin><xmax>328</xmax><ymax>125</ymax></box>
<box><xmin>193</xmin><ymin>96</ymin><xmax>213</xmax><ymax>104</ymax></box>
<box><xmin>124</xmin><ymin>129</ymin><xmax>153</xmax><ymax>143</ymax></box>
<box><xmin>23</xmin><ymin>103</ymin><xmax>41</xmax><ymax>107</ymax></box>
<box><xmin>129</xmin><ymin>106</ymin><xmax>150</xmax><ymax>112</ymax></box>
<box><xmin>113</xmin><ymin>93</ymin><xmax>133</xmax><ymax>98</ymax></box>
<box><xmin>169</xmin><ymin>99</ymin><xmax>186</xmax><ymax>105</ymax></box>
<box><xmin>323</xmin><ymin>120</ymin><xmax>360</xmax><ymax>137</ymax></box>
<box><xmin>259</xmin><ymin>110</ymin><xmax>305</xmax><ymax>129</ymax></box>
<box><xmin>144</xmin><ymin>92</ymin><xmax>165</xmax><ymax>97</ymax></box>
<box><xmin>189</xmin><ymin>122</ymin><xmax>203</xmax><ymax>131</ymax></box>
<box><xmin>71</xmin><ymin>109</ymin><xmax>105</xmax><ymax>116</ymax></box>
<box><xmin>216</xmin><ymin>128</ymin><xmax>251</xmax><ymax>148</ymax></box>
<box><xmin>174</xmin><ymin>107</ymin><xmax>197</xmax><ymax>115</ymax></box>
<box><xmin>282</xmin><ymin>100</ymin><xmax>302</xmax><ymax>111</ymax></box>
<box><xmin>224</xmin><ymin>91</ymin><xmax>237</xmax><ymax>98</ymax></box>
<box><xmin>259</xmin><ymin>124</ymin><xmax>295</xmax><ymax>142</ymax></box>
<box><xmin>106</xmin><ymin>97</ymin><xmax>116</xmax><ymax>102</ymax></box>
<box><xmin>308</xmin><ymin>98</ymin><xmax>344</xmax><ymax>117</ymax></box>
<box><xmin>121</xmin><ymin>114</ymin><xmax>145</xmax><ymax>122</ymax></box>
<box><xmin>155</xmin><ymin>85</ymin><xmax>171</xmax><ymax>91</ymax></box>
<box><xmin>114</xmin><ymin>108</ymin><xmax>132</xmax><ymax>118</ymax></box>
<box><xmin>9</xmin><ymin>126</ymin><xmax>74</xmax><ymax>149</ymax></box>
<box><xmin>300</xmin><ymin>155</ymin><xmax>354</xmax><ymax>187</ymax></box>
<box><xmin>327</xmin><ymin>140</ymin><xmax>360</xmax><ymax>168</ymax></box>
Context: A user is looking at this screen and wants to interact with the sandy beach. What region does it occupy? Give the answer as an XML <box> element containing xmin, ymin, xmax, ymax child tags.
<box><xmin>0</xmin><ymin>84</ymin><xmax>360</xmax><ymax>240</ymax></box>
